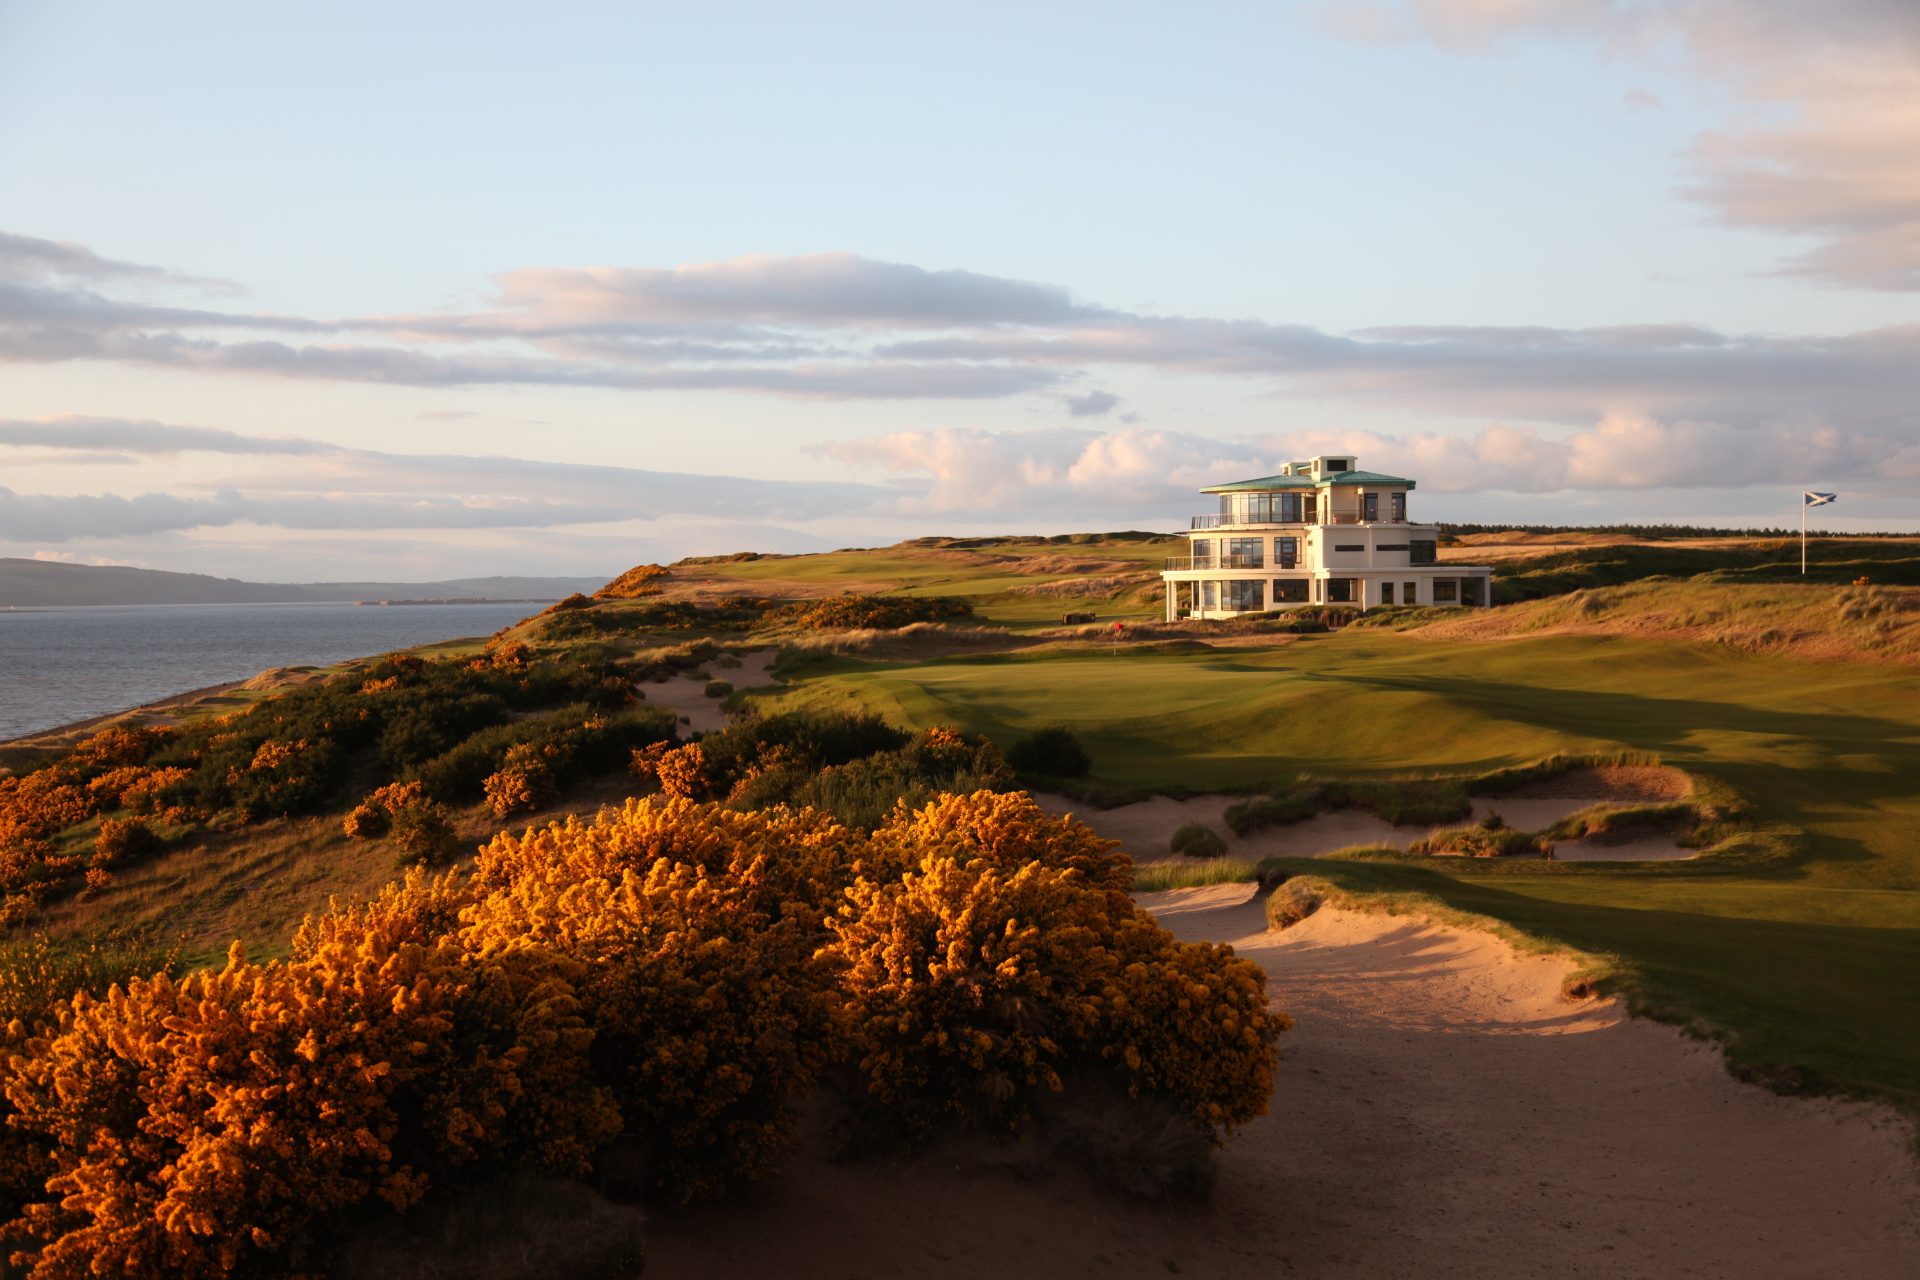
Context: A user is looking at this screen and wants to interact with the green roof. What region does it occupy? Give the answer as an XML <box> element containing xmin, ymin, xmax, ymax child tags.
<box><xmin>1200</xmin><ymin>469</ymin><xmax>1417</xmax><ymax>494</ymax></box>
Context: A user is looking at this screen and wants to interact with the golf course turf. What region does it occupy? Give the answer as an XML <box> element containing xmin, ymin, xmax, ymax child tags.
<box><xmin>756</xmin><ymin>629</ymin><xmax>1920</xmax><ymax>1115</ymax></box>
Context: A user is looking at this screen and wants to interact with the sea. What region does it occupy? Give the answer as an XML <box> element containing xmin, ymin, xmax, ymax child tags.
<box><xmin>0</xmin><ymin>601</ymin><xmax>546</xmax><ymax>742</ymax></box>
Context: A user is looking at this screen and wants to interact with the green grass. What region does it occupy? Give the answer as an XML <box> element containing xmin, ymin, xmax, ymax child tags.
<box><xmin>753</xmin><ymin>627</ymin><xmax>1920</xmax><ymax>1114</ymax></box>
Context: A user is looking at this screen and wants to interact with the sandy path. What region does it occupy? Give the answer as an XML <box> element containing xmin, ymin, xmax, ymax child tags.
<box><xmin>649</xmin><ymin>885</ymin><xmax>1918</xmax><ymax>1278</ymax></box>
<box><xmin>638</xmin><ymin>647</ymin><xmax>778</xmax><ymax>733</ymax></box>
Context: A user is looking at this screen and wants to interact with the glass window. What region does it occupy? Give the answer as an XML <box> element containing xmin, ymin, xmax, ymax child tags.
<box><xmin>1327</xmin><ymin>578</ymin><xmax>1356</xmax><ymax>603</ymax></box>
<box><xmin>1363</xmin><ymin>493</ymin><xmax>1378</xmax><ymax>522</ymax></box>
<box><xmin>1410</xmin><ymin>540</ymin><xmax>1437</xmax><ymax>565</ymax></box>
<box><xmin>1276</xmin><ymin>537</ymin><xmax>1298</xmax><ymax>568</ymax></box>
<box><xmin>1191</xmin><ymin>539</ymin><xmax>1215</xmax><ymax>567</ymax></box>
<box><xmin>1303</xmin><ymin>494</ymin><xmax>1318</xmax><ymax>524</ymax></box>
<box><xmin>1391</xmin><ymin>492</ymin><xmax>1406</xmax><ymax>522</ymax></box>
<box><xmin>1228</xmin><ymin>537</ymin><xmax>1264</xmax><ymax>568</ymax></box>
<box><xmin>1201</xmin><ymin>581</ymin><xmax>1218</xmax><ymax>609</ymax></box>
<box><xmin>1279</xmin><ymin>492</ymin><xmax>1302</xmax><ymax>523</ymax></box>
<box><xmin>1225</xmin><ymin>580</ymin><xmax>1264</xmax><ymax>611</ymax></box>
<box><xmin>1434</xmin><ymin>580</ymin><xmax>1458</xmax><ymax>602</ymax></box>
<box><xmin>1381</xmin><ymin>581</ymin><xmax>1395</xmax><ymax>605</ymax></box>
<box><xmin>1272</xmin><ymin>578</ymin><xmax>1309</xmax><ymax>602</ymax></box>
<box><xmin>1334</xmin><ymin>543</ymin><xmax>1364</xmax><ymax>552</ymax></box>
<box><xmin>1404</xmin><ymin>581</ymin><xmax>1416</xmax><ymax>602</ymax></box>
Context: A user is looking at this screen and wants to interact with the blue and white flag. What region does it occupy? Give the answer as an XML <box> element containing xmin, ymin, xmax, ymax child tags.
<box><xmin>1804</xmin><ymin>491</ymin><xmax>1837</xmax><ymax>507</ymax></box>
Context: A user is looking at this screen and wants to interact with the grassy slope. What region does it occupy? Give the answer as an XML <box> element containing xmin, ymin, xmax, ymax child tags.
<box><xmin>754</xmin><ymin>629</ymin><xmax>1920</xmax><ymax>1110</ymax></box>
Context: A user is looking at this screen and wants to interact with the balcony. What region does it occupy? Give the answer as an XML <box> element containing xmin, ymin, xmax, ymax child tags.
<box><xmin>1194</xmin><ymin>512</ymin><xmax>1409</xmax><ymax>529</ymax></box>
<box><xmin>1165</xmin><ymin>554</ymin><xmax>1278</xmax><ymax>571</ymax></box>
<box><xmin>1190</xmin><ymin>514</ymin><xmax>1222</xmax><ymax>529</ymax></box>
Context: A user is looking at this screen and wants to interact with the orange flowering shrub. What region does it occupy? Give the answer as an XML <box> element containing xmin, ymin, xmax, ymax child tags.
<box><xmin>6</xmin><ymin>876</ymin><xmax>615</xmax><ymax>1279</ymax></box>
<box><xmin>482</xmin><ymin>744</ymin><xmax>558</xmax><ymax>819</ymax></box>
<box><xmin>92</xmin><ymin>817</ymin><xmax>162</xmax><ymax>867</ymax></box>
<box><xmin>652</xmin><ymin>742</ymin><xmax>714</xmax><ymax>799</ymax></box>
<box><xmin>831</xmin><ymin>794</ymin><xmax>1281</xmax><ymax>1142</ymax></box>
<box><xmin>119</xmin><ymin>766</ymin><xmax>193</xmax><ymax>815</ymax></box>
<box><xmin>869</xmin><ymin>790</ymin><xmax>1131</xmax><ymax>889</ymax></box>
<box><xmin>594</xmin><ymin>563</ymin><xmax>669</xmax><ymax>599</ymax></box>
<box><xmin>463</xmin><ymin>798</ymin><xmax>855</xmax><ymax>1200</ymax></box>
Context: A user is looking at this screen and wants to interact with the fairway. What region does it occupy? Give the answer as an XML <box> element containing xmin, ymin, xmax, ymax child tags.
<box><xmin>761</xmin><ymin>629</ymin><xmax>1920</xmax><ymax>1111</ymax></box>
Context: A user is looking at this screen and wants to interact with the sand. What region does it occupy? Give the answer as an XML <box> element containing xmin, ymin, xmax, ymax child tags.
<box><xmin>648</xmin><ymin>884</ymin><xmax>1920</xmax><ymax>1278</ymax></box>
<box><xmin>1033</xmin><ymin>766</ymin><xmax>1701</xmax><ymax>865</ymax></box>
<box><xmin>637</xmin><ymin>647</ymin><xmax>778</xmax><ymax>733</ymax></box>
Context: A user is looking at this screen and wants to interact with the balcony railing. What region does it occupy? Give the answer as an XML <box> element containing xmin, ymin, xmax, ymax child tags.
<box><xmin>1193</xmin><ymin>512</ymin><xmax>1409</xmax><ymax>529</ymax></box>
<box><xmin>1165</xmin><ymin>554</ymin><xmax>1283</xmax><ymax>571</ymax></box>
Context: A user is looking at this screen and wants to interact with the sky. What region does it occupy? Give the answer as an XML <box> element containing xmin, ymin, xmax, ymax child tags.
<box><xmin>0</xmin><ymin>0</ymin><xmax>1915</xmax><ymax>580</ymax></box>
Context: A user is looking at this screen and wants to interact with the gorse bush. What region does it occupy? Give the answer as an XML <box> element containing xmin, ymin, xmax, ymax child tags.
<box><xmin>1005</xmin><ymin>726</ymin><xmax>1092</xmax><ymax>779</ymax></box>
<box><xmin>1</xmin><ymin>791</ymin><xmax>1284</xmax><ymax>1274</ymax></box>
<box><xmin>765</xmin><ymin>593</ymin><xmax>974</xmax><ymax>632</ymax></box>
<box><xmin>1171</xmin><ymin>822</ymin><xmax>1228</xmax><ymax>859</ymax></box>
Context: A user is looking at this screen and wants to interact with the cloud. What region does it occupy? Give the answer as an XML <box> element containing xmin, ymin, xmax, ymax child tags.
<box><xmin>817</xmin><ymin>414</ymin><xmax>1913</xmax><ymax>518</ymax></box>
<box><xmin>0</xmin><ymin>414</ymin><xmax>337</xmax><ymax>456</ymax></box>
<box><xmin>0</xmin><ymin>418</ymin><xmax>901</xmax><ymax>542</ymax></box>
<box><xmin>2</xmin><ymin>233</ymin><xmax>1916</xmax><ymax>437</ymax></box>
<box><xmin>1063</xmin><ymin>390</ymin><xmax>1121</xmax><ymax>417</ymax></box>
<box><xmin>1320</xmin><ymin>1</ymin><xmax>1920</xmax><ymax>291</ymax></box>
<box><xmin>0</xmin><ymin>231</ymin><xmax>235</xmax><ymax>292</ymax></box>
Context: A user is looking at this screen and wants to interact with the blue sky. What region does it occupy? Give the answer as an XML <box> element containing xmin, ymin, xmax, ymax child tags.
<box><xmin>1</xmin><ymin>1</ymin><xmax>1915</xmax><ymax>578</ymax></box>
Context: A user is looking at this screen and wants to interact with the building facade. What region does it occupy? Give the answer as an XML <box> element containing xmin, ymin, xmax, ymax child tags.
<box><xmin>1161</xmin><ymin>455</ymin><xmax>1493</xmax><ymax>620</ymax></box>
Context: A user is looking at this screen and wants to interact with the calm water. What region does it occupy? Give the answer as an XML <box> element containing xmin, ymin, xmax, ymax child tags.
<box><xmin>0</xmin><ymin>601</ymin><xmax>545</xmax><ymax>741</ymax></box>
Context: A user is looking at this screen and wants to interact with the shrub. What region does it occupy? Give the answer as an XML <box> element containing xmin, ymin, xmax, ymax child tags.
<box><xmin>703</xmin><ymin>679</ymin><xmax>732</xmax><ymax>699</ymax></box>
<box><xmin>594</xmin><ymin>563</ymin><xmax>670</xmax><ymax>600</ymax></box>
<box><xmin>1170</xmin><ymin>822</ymin><xmax>1228</xmax><ymax>859</ymax></box>
<box><xmin>4</xmin><ymin>878</ymin><xmax>615</xmax><ymax>1279</ymax></box>
<box><xmin>774</xmin><ymin>728</ymin><xmax>1015</xmax><ymax>832</ymax></box>
<box><xmin>829</xmin><ymin>840</ymin><xmax>1282</xmax><ymax>1143</ymax></box>
<box><xmin>652</xmin><ymin>742</ymin><xmax>714</xmax><ymax>800</ymax></box>
<box><xmin>92</xmin><ymin>817</ymin><xmax>163</xmax><ymax>867</ymax></box>
<box><xmin>1005</xmin><ymin>726</ymin><xmax>1092</xmax><ymax>779</ymax></box>
<box><xmin>765</xmin><ymin>593</ymin><xmax>973</xmax><ymax>632</ymax></box>
<box><xmin>390</xmin><ymin>798</ymin><xmax>462</xmax><ymax>865</ymax></box>
<box><xmin>463</xmin><ymin>799</ymin><xmax>853</xmax><ymax>1202</ymax></box>
<box><xmin>870</xmin><ymin>790</ymin><xmax>1131</xmax><ymax>890</ymax></box>
<box><xmin>483</xmin><ymin>745</ymin><xmax>559</xmax><ymax>819</ymax></box>
<box><xmin>1265</xmin><ymin>878</ymin><xmax>1323</xmax><ymax>930</ymax></box>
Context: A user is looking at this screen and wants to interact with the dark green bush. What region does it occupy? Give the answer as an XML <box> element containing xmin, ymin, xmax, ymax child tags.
<box><xmin>1005</xmin><ymin>726</ymin><xmax>1091</xmax><ymax>779</ymax></box>
<box><xmin>1170</xmin><ymin>823</ymin><xmax>1228</xmax><ymax>859</ymax></box>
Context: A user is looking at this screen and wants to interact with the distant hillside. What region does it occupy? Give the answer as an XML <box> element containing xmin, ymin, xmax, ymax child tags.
<box><xmin>0</xmin><ymin>558</ymin><xmax>611</xmax><ymax>607</ymax></box>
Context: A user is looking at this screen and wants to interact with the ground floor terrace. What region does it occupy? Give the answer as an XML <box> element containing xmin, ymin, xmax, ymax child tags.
<box><xmin>1161</xmin><ymin>569</ymin><xmax>1493</xmax><ymax>620</ymax></box>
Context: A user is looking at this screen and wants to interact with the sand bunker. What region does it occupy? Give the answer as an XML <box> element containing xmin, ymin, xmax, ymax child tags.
<box><xmin>638</xmin><ymin>648</ymin><xmax>778</xmax><ymax>733</ymax></box>
<box><xmin>1035</xmin><ymin>765</ymin><xmax>1698</xmax><ymax>864</ymax></box>
<box><xmin>648</xmin><ymin>885</ymin><xmax>1920</xmax><ymax>1277</ymax></box>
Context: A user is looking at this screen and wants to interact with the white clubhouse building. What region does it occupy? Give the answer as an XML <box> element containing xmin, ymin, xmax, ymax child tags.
<box><xmin>1162</xmin><ymin>455</ymin><xmax>1494</xmax><ymax>620</ymax></box>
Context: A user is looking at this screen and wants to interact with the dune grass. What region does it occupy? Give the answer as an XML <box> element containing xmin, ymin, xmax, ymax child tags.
<box><xmin>753</xmin><ymin>625</ymin><xmax>1920</xmax><ymax>1115</ymax></box>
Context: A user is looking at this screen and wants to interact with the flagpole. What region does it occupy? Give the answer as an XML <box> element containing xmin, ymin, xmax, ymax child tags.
<box><xmin>1801</xmin><ymin>494</ymin><xmax>1807</xmax><ymax>576</ymax></box>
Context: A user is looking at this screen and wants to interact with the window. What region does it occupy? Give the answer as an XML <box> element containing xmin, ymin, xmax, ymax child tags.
<box><xmin>1224</xmin><ymin>580</ymin><xmax>1263</xmax><ymax>611</ymax></box>
<box><xmin>1324</xmin><ymin>458</ymin><xmax>1351</xmax><ymax>473</ymax></box>
<box><xmin>1272</xmin><ymin>578</ymin><xmax>1309</xmax><ymax>602</ymax></box>
<box><xmin>1278</xmin><ymin>493</ymin><xmax>1303</xmax><ymax>523</ymax></box>
<box><xmin>1391</xmin><ymin>492</ymin><xmax>1406</xmax><ymax>522</ymax></box>
<box><xmin>1201</xmin><ymin>581</ymin><xmax>1218</xmax><ymax>609</ymax></box>
<box><xmin>1404</xmin><ymin>581</ymin><xmax>1416</xmax><ymax>603</ymax></box>
<box><xmin>1434</xmin><ymin>580</ymin><xmax>1458</xmax><ymax>602</ymax></box>
<box><xmin>1303</xmin><ymin>494</ymin><xmax>1318</xmax><ymax>524</ymax></box>
<box><xmin>1276</xmin><ymin>536</ymin><xmax>1298</xmax><ymax>568</ymax></box>
<box><xmin>1410</xmin><ymin>540</ymin><xmax>1437</xmax><ymax>565</ymax></box>
<box><xmin>1362</xmin><ymin>493</ymin><xmax>1378</xmax><ymax>522</ymax></box>
<box><xmin>1380</xmin><ymin>581</ymin><xmax>1395</xmax><ymax>605</ymax></box>
<box><xmin>1327</xmin><ymin>578</ymin><xmax>1356</xmax><ymax>603</ymax></box>
<box><xmin>1376</xmin><ymin>543</ymin><xmax>1408</xmax><ymax>552</ymax></box>
<box><xmin>1334</xmin><ymin>543</ymin><xmax>1365</xmax><ymax>552</ymax></box>
<box><xmin>1227</xmin><ymin>537</ymin><xmax>1264</xmax><ymax>568</ymax></box>
<box><xmin>1191</xmin><ymin>539</ymin><xmax>1215</xmax><ymax>568</ymax></box>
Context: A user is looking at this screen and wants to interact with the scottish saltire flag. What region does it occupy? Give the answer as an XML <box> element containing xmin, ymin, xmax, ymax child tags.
<box><xmin>1804</xmin><ymin>491</ymin><xmax>1837</xmax><ymax>507</ymax></box>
